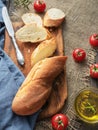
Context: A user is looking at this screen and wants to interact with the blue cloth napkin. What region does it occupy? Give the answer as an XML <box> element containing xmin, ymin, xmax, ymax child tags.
<box><xmin>0</xmin><ymin>0</ymin><xmax>5</xmax><ymax>49</ymax></box>
<box><xmin>0</xmin><ymin>0</ymin><xmax>39</xmax><ymax>129</ymax></box>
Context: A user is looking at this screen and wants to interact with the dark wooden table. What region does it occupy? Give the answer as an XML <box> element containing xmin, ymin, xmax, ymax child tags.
<box><xmin>9</xmin><ymin>0</ymin><xmax>98</xmax><ymax>130</ymax></box>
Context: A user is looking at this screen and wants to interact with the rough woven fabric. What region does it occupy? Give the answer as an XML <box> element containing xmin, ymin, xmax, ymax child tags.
<box><xmin>9</xmin><ymin>0</ymin><xmax>98</xmax><ymax>130</ymax></box>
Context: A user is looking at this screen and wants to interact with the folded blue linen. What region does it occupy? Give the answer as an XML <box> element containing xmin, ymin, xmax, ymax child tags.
<box><xmin>0</xmin><ymin>0</ymin><xmax>39</xmax><ymax>129</ymax></box>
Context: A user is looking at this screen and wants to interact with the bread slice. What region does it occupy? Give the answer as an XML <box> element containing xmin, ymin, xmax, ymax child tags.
<box><xmin>15</xmin><ymin>25</ymin><xmax>49</xmax><ymax>43</ymax></box>
<box><xmin>22</xmin><ymin>13</ymin><xmax>42</xmax><ymax>26</ymax></box>
<box><xmin>31</xmin><ymin>38</ymin><xmax>57</xmax><ymax>66</ymax></box>
<box><xmin>43</xmin><ymin>8</ymin><xmax>65</xmax><ymax>27</ymax></box>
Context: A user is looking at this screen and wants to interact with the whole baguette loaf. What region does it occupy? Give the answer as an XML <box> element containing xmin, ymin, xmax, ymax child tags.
<box><xmin>12</xmin><ymin>56</ymin><xmax>67</xmax><ymax>115</ymax></box>
<box><xmin>31</xmin><ymin>37</ymin><xmax>57</xmax><ymax>66</ymax></box>
<box><xmin>15</xmin><ymin>25</ymin><xmax>49</xmax><ymax>43</ymax></box>
<box><xmin>43</xmin><ymin>8</ymin><xmax>65</xmax><ymax>27</ymax></box>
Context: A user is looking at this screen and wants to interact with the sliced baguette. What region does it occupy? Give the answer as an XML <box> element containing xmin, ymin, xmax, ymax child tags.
<box><xmin>15</xmin><ymin>25</ymin><xmax>49</xmax><ymax>43</ymax></box>
<box><xmin>12</xmin><ymin>56</ymin><xmax>67</xmax><ymax>115</ymax></box>
<box><xmin>43</xmin><ymin>8</ymin><xmax>65</xmax><ymax>27</ymax></box>
<box><xmin>31</xmin><ymin>37</ymin><xmax>57</xmax><ymax>66</ymax></box>
<box><xmin>22</xmin><ymin>13</ymin><xmax>42</xmax><ymax>26</ymax></box>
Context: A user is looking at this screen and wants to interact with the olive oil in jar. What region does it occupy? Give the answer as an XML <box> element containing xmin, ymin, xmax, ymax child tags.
<box><xmin>75</xmin><ymin>89</ymin><xmax>98</xmax><ymax>123</ymax></box>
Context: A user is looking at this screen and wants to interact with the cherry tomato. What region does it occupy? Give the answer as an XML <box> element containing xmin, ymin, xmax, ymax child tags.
<box><xmin>72</xmin><ymin>48</ymin><xmax>86</xmax><ymax>62</ymax></box>
<box><xmin>51</xmin><ymin>114</ymin><xmax>68</xmax><ymax>130</ymax></box>
<box><xmin>90</xmin><ymin>64</ymin><xmax>98</xmax><ymax>78</ymax></box>
<box><xmin>33</xmin><ymin>0</ymin><xmax>46</xmax><ymax>13</ymax></box>
<box><xmin>89</xmin><ymin>34</ymin><xmax>98</xmax><ymax>47</ymax></box>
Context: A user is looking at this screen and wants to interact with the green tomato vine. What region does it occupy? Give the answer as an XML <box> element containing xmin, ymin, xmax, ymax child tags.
<box><xmin>14</xmin><ymin>0</ymin><xmax>32</xmax><ymax>9</ymax></box>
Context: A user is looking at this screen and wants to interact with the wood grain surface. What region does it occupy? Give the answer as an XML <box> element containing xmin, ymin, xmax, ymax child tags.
<box><xmin>4</xmin><ymin>22</ymin><xmax>67</xmax><ymax>119</ymax></box>
<box><xmin>4</xmin><ymin>22</ymin><xmax>64</xmax><ymax>76</ymax></box>
<box><xmin>4</xmin><ymin>22</ymin><xmax>38</xmax><ymax>76</ymax></box>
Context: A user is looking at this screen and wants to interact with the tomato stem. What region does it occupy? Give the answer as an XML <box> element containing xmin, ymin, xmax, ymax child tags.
<box><xmin>57</xmin><ymin>116</ymin><xmax>64</xmax><ymax>129</ymax></box>
<box><xmin>39</xmin><ymin>0</ymin><xmax>44</xmax><ymax>4</ymax></box>
<box><xmin>93</xmin><ymin>66</ymin><xmax>98</xmax><ymax>72</ymax></box>
<box><xmin>77</xmin><ymin>51</ymin><xmax>82</xmax><ymax>56</ymax></box>
<box><xmin>94</xmin><ymin>34</ymin><xmax>98</xmax><ymax>40</ymax></box>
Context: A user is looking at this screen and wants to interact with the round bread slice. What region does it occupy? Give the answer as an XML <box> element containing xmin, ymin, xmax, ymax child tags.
<box><xmin>22</xmin><ymin>13</ymin><xmax>42</xmax><ymax>26</ymax></box>
<box><xmin>43</xmin><ymin>8</ymin><xmax>65</xmax><ymax>27</ymax></box>
<box><xmin>15</xmin><ymin>25</ymin><xmax>49</xmax><ymax>43</ymax></box>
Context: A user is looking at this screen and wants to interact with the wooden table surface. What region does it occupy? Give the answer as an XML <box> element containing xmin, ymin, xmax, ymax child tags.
<box><xmin>8</xmin><ymin>0</ymin><xmax>98</xmax><ymax>130</ymax></box>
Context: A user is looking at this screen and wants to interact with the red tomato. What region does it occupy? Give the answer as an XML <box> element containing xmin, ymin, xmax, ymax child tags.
<box><xmin>33</xmin><ymin>0</ymin><xmax>46</xmax><ymax>13</ymax></box>
<box><xmin>90</xmin><ymin>64</ymin><xmax>98</xmax><ymax>78</ymax></box>
<box><xmin>51</xmin><ymin>114</ymin><xmax>68</xmax><ymax>130</ymax></box>
<box><xmin>72</xmin><ymin>48</ymin><xmax>86</xmax><ymax>62</ymax></box>
<box><xmin>89</xmin><ymin>34</ymin><xmax>98</xmax><ymax>47</ymax></box>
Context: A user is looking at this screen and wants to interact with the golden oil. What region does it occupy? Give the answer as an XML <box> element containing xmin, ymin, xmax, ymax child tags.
<box><xmin>74</xmin><ymin>88</ymin><xmax>98</xmax><ymax>123</ymax></box>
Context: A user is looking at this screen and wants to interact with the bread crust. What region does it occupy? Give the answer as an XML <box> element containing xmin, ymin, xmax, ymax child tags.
<box><xmin>38</xmin><ymin>69</ymin><xmax>67</xmax><ymax>119</ymax></box>
<box><xmin>43</xmin><ymin>8</ymin><xmax>65</xmax><ymax>27</ymax></box>
<box><xmin>31</xmin><ymin>37</ymin><xmax>57</xmax><ymax>66</ymax></box>
<box><xmin>12</xmin><ymin>56</ymin><xmax>67</xmax><ymax>115</ymax></box>
<box><xmin>44</xmin><ymin>14</ymin><xmax>65</xmax><ymax>27</ymax></box>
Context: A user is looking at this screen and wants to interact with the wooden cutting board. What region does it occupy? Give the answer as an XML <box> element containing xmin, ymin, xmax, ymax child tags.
<box><xmin>4</xmin><ymin>22</ymin><xmax>38</xmax><ymax>76</ymax></box>
<box><xmin>4</xmin><ymin>22</ymin><xmax>64</xmax><ymax>76</ymax></box>
<box><xmin>4</xmin><ymin>22</ymin><xmax>67</xmax><ymax>119</ymax></box>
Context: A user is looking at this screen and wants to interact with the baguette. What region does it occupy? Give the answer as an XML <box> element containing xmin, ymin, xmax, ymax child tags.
<box><xmin>31</xmin><ymin>37</ymin><xmax>57</xmax><ymax>66</ymax></box>
<box><xmin>43</xmin><ymin>8</ymin><xmax>65</xmax><ymax>27</ymax></box>
<box><xmin>22</xmin><ymin>13</ymin><xmax>42</xmax><ymax>26</ymax></box>
<box><xmin>12</xmin><ymin>56</ymin><xmax>67</xmax><ymax>115</ymax></box>
<box><xmin>39</xmin><ymin>70</ymin><xmax>67</xmax><ymax>119</ymax></box>
<box><xmin>15</xmin><ymin>25</ymin><xmax>49</xmax><ymax>43</ymax></box>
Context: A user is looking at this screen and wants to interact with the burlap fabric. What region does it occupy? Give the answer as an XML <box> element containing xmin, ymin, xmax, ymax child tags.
<box><xmin>9</xmin><ymin>0</ymin><xmax>98</xmax><ymax>129</ymax></box>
